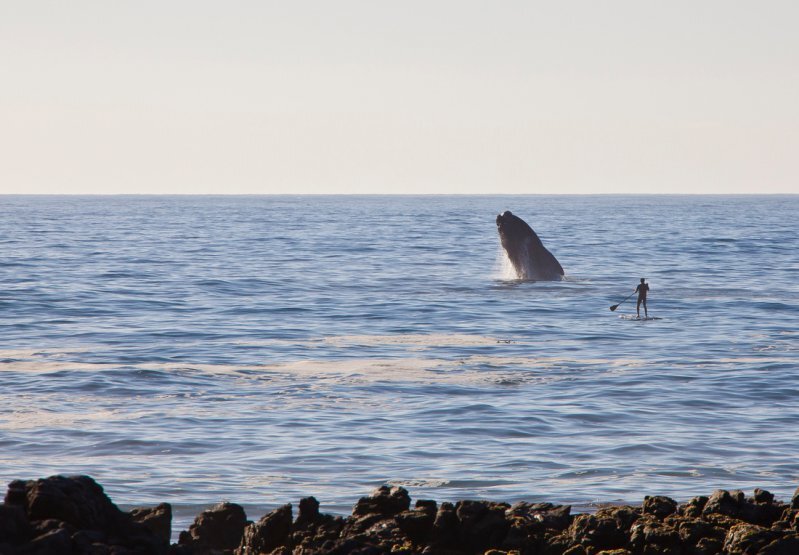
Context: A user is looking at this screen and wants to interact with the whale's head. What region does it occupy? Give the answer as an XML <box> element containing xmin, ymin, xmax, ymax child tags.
<box><xmin>496</xmin><ymin>211</ymin><xmax>533</xmax><ymax>250</ymax></box>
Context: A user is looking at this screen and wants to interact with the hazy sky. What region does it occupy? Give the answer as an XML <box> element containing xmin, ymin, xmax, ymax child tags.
<box><xmin>2</xmin><ymin>1</ymin><xmax>798</xmax><ymax>194</ymax></box>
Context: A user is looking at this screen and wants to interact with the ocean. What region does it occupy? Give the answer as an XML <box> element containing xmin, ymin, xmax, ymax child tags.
<box><xmin>1</xmin><ymin>195</ymin><xmax>797</xmax><ymax>532</ymax></box>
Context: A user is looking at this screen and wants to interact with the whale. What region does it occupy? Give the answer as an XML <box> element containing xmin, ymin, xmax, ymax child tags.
<box><xmin>496</xmin><ymin>210</ymin><xmax>564</xmax><ymax>281</ymax></box>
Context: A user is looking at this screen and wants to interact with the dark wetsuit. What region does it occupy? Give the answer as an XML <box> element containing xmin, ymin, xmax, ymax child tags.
<box><xmin>636</xmin><ymin>282</ymin><xmax>649</xmax><ymax>317</ymax></box>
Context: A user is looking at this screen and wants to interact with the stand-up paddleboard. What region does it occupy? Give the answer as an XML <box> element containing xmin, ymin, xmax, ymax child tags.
<box><xmin>619</xmin><ymin>315</ymin><xmax>662</xmax><ymax>321</ymax></box>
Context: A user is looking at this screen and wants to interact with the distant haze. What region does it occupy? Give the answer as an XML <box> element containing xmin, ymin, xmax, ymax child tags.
<box><xmin>2</xmin><ymin>1</ymin><xmax>798</xmax><ymax>194</ymax></box>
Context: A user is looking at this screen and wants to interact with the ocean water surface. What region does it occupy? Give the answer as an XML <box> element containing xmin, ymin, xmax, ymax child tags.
<box><xmin>1</xmin><ymin>195</ymin><xmax>798</xmax><ymax>531</ymax></box>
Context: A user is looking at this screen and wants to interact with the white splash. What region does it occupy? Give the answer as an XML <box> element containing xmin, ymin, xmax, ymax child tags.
<box><xmin>494</xmin><ymin>246</ymin><xmax>519</xmax><ymax>280</ymax></box>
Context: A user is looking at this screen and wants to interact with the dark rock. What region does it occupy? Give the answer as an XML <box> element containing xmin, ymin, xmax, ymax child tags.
<box><xmin>20</xmin><ymin>475</ymin><xmax>127</xmax><ymax>532</ymax></box>
<box><xmin>430</xmin><ymin>502</ymin><xmax>458</xmax><ymax>548</ymax></box>
<box><xmin>507</xmin><ymin>502</ymin><xmax>572</xmax><ymax>532</ymax></box>
<box><xmin>540</xmin><ymin>532</ymin><xmax>573</xmax><ymax>555</ymax></box>
<box><xmin>703</xmin><ymin>490</ymin><xmax>745</xmax><ymax>519</ymax></box>
<box><xmin>760</xmin><ymin>534</ymin><xmax>799</xmax><ymax>555</ymax></box>
<box><xmin>178</xmin><ymin>501</ymin><xmax>249</xmax><ymax>554</ymax></box>
<box><xmin>680</xmin><ymin>496</ymin><xmax>709</xmax><ymax>518</ymax></box>
<box><xmin>238</xmin><ymin>504</ymin><xmax>293</xmax><ymax>555</ymax></box>
<box><xmin>501</xmin><ymin>519</ymin><xmax>541</xmax><ymax>552</ymax></box>
<box><xmin>354</xmin><ymin>517</ymin><xmax>407</xmax><ymax>549</ymax></box>
<box><xmin>677</xmin><ymin>518</ymin><xmax>727</xmax><ymax>548</ymax></box>
<box><xmin>753</xmin><ymin>488</ymin><xmax>775</xmax><ymax>504</ymax></box>
<box><xmin>352</xmin><ymin>486</ymin><xmax>411</xmax><ymax>518</ymax></box>
<box><xmin>29</xmin><ymin>518</ymin><xmax>72</xmax><ymax>537</ymax></box>
<box><xmin>455</xmin><ymin>500</ymin><xmax>509</xmax><ymax>551</ymax></box>
<box><xmin>12</xmin><ymin>475</ymin><xmax>799</xmax><ymax>555</ymax></box>
<box><xmin>129</xmin><ymin>503</ymin><xmax>171</xmax><ymax>543</ymax></box>
<box><xmin>323</xmin><ymin>538</ymin><xmax>388</xmax><ymax>555</ymax></box>
<box><xmin>700</xmin><ymin>488</ymin><xmax>785</xmax><ymax>526</ymax></box>
<box><xmin>454</xmin><ymin>500</ymin><xmax>488</xmax><ymax>527</ymax></box>
<box><xmin>694</xmin><ymin>536</ymin><xmax>724</xmax><ymax>555</ymax></box>
<box><xmin>642</xmin><ymin>496</ymin><xmax>678</xmax><ymax>519</ymax></box>
<box><xmin>289</xmin><ymin>514</ymin><xmax>345</xmax><ymax>553</ymax></box>
<box><xmin>342</xmin><ymin>513</ymin><xmax>394</xmax><ymax>539</ymax></box>
<box><xmin>722</xmin><ymin>522</ymin><xmax>781</xmax><ymax>554</ymax></box>
<box><xmin>26</xmin><ymin>526</ymin><xmax>73</xmax><ymax>553</ymax></box>
<box><xmin>396</xmin><ymin>509</ymin><xmax>435</xmax><ymax>544</ymax></box>
<box><xmin>595</xmin><ymin>506</ymin><xmax>639</xmax><ymax>533</ymax></box>
<box><xmin>296</xmin><ymin>496</ymin><xmax>320</xmax><ymax>526</ymax></box>
<box><xmin>568</xmin><ymin>514</ymin><xmax>627</xmax><ymax>551</ymax></box>
<box><xmin>745</xmin><ymin>501</ymin><xmax>785</xmax><ymax>527</ymax></box>
<box><xmin>415</xmin><ymin>500</ymin><xmax>437</xmax><ymax>516</ymax></box>
<box><xmin>72</xmin><ymin>528</ymin><xmax>110</xmax><ymax>552</ymax></box>
<box><xmin>0</xmin><ymin>504</ymin><xmax>31</xmax><ymax>544</ymax></box>
<box><xmin>629</xmin><ymin>516</ymin><xmax>680</xmax><ymax>553</ymax></box>
<box><xmin>503</xmin><ymin>502</ymin><xmax>572</xmax><ymax>552</ymax></box>
<box><xmin>4</xmin><ymin>481</ymin><xmax>27</xmax><ymax>508</ymax></box>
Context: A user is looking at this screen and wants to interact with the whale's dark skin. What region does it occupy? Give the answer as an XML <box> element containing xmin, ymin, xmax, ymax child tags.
<box><xmin>496</xmin><ymin>211</ymin><xmax>564</xmax><ymax>281</ymax></box>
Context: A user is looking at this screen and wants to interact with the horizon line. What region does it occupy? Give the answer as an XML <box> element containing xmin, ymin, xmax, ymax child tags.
<box><xmin>1</xmin><ymin>192</ymin><xmax>797</xmax><ymax>197</ymax></box>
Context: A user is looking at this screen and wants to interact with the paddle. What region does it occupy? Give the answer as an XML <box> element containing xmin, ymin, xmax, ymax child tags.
<box><xmin>609</xmin><ymin>291</ymin><xmax>636</xmax><ymax>312</ymax></box>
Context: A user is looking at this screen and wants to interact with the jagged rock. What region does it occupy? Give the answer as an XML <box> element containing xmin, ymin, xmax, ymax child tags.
<box><xmin>322</xmin><ymin>538</ymin><xmax>387</xmax><ymax>555</ymax></box>
<box><xmin>694</xmin><ymin>536</ymin><xmax>723</xmax><ymax>555</ymax></box>
<box><xmin>238</xmin><ymin>504</ymin><xmax>293</xmax><ymax>555</ymax></box>
<box><xmin>742</xmin><ymin>489</ymin><xmax>786</xmax><ymax>526</ymax></box>
<box><xmin>507</xmin><ymin>502</ymin><xmax>572</xmax><ymax>532</ymax></box>
<box><xmin>415</xmin><ymin>499</ymin><xmax>437</xmax><ymax>516</ymax></box>
<box><xmin>130</xmin><ymin>502</ymin><xmax>171</xmax><ymax>543</ymax></box>
<box><xmin>1</xmin><ymin>475</ymin><xmax>169</xmax><ymax>555</ymax></box>
<box><xmin>0</xmin><ymin>504</ymin><xmax>31</xmax><ymax>544</ymax></box>
<box><xmin>679</xmin><ymin>496</ymin><xmax>709</xmax><ymax>518</ymax></box>
<box><xmin>595</xmin><ymin>506</ymin><xmax>639</xmax><ymax>534</ymax></box>
<box><xmin>753</xmin><ymin>488</ymin><xmax>775</xmax><ymax>504</ymax></box>
<box><xmin>722</xmin><ymin>522</ymin><xmax>781</xmax><ymax>554</ymax></box>
<box><xmin>356</xmin><ymin>516</ymin><xmax>407</xmax><ymax>548</ymax></box>
<box><xmin>455</xmin><ymin>500</ymin><xmax>510</xmax><ymax>551</ymax></box>
<box><xmin>568</xmin><ymin>514</ymin><xmax>627</xmax><ymax>552</ymax></box>
<box><xmin>352</xmin><ymin>486</ymin><xmax>411</xmax><ymax>517</ymax></box>
<box><xmin>178</xmin><ymin>501</ymin><xmax>249</xmax><ymax>554</ymax></box>
<box><xmin>290</xmin><ymin>513</ymin><xmax>345</xmax><ymax>553</ymax></box>
<box><xmin>8</xmin><ymin>474</ymin><xmax>799</xmax><ymax>555</ymax></box>
<box><xmin>760</xmin><ymin>534</ymin><xmax>799</xmax><ymax>555</ymax></box>
<box><xmin>676</xmin><ymin>518</ymin><xmax>726</xmax><ymax>548</ymax></box>
<box><xmin>26</xmin><ymin>525</ymin><xmax>73</xmax><ymax>553</ymax></box>
<box><xmin>16</xmin><ymin>475</ymin><xmax>126</xmax><ymax>532</ymax></box>
<box><xmin>629</xmin><ymin>516</ymin><xmax>679</xmax><ymax>553</ymax></box>
<box><xmin>430</xmin><ymin>502</ymin><xmax>458</xmax><ymax>548</ymax></box>
<box><xmin>642</xmin><ymin>496</ymin><xmax>678</xmax><ymax>520</ymax></box>
<box><xmin>396</xmin><ymin>508</ymin><xmax>435</xmax><ymax>544</ymax></box>
<box><xmin>342</xmin><ymin>513</ymin><xmax>392</xmax><ymax>538</ymax></box>
<box><xmin>72</xmin><ymin>528</ymin><xmax>111</xmax><ymax>552</ymax></box>
<box><xmin>703</xmin><ymin>490</ymin><xmax>746</xmax><ymax>519</ymax></box>
<box><xmin>295</xmin><ymin>496</ymin><xmax>320</xmax><ymax>527</ymax></box>
<box><xmin>540</xmin><ymin>532</ymin><xmax>574</xmax><ymax>555</ymax></box>
<box><xmin>699</xmin><ymin>489</ymin><xmax>784</xmax><ymax>527</ymax></box>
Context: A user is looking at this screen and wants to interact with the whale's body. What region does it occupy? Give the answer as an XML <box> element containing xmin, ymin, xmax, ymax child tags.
<box><xmin>496</xmin><ymin>211</ymin><xmax>564</xmax><ymax>281</ymax></box>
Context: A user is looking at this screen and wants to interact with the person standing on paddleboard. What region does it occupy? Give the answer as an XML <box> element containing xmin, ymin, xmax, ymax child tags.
<box><xmin>636</xmin><ymin>278</ymin><xmax>649</xmax><ymax>318</ymax></box>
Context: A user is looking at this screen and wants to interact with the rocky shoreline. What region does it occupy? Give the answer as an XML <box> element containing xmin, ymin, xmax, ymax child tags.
<box><xmin>2</xmin><ymin>476</ymin><xmax>799</xmax><ymax>554</ymax></box>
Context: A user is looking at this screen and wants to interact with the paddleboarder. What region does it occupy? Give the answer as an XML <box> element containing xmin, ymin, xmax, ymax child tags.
<box><xmin>636</xmin><ymin>278</ymin><xmax>649</xmax><ymax>318</ymax></box>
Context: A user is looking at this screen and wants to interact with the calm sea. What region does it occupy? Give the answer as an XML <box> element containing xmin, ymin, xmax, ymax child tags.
<box><xmin>1</xmin><ymin>195</ymin><xmax>798</xmax><ymax>532</ymax></box>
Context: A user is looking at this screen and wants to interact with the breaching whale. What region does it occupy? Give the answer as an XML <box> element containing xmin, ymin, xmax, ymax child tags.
<box><xmin>496</xmin><ymin>210</ymin><xmax>564</xmax><ymax>281</ymax></box>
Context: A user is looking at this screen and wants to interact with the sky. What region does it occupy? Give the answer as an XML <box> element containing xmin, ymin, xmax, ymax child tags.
<box><xmin>1</xmin><ymin>1</ymin><xmax>798</xmax><ymax>194</ymax></box>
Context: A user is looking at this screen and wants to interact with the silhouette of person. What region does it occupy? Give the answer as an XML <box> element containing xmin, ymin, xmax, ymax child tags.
<box><xmin>636</xmin><ymin>278</ymin><xmax>650</xmax><ymax>318</ymax></box>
